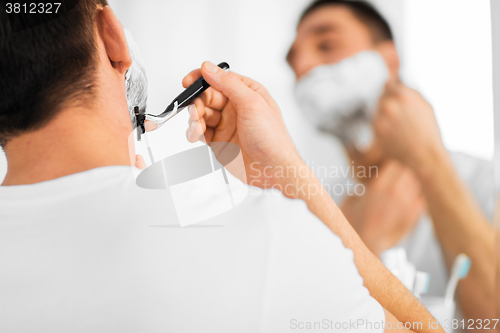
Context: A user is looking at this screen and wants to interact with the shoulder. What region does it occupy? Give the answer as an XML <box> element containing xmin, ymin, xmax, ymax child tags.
<box><xmin>243</xmin><ymin>186</ymin><xmax>353</xmax><ymax>262</ymax></box>
<box><xmin>449</xmin><ymin>151</ymin><xmax>495</xmax><ymax>219</ymax></box>
<box><xmin>255</xmin><ymin>189</ymin><xmax>385</xmax><ymax>331</ymax></box>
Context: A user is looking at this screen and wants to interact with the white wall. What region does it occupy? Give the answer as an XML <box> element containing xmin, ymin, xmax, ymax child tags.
<box><xmin>0</xmin><ymin>0</ymin><xmax>494</xmax><ymax>183</ymax></box>
<box><xmin>401</xmin><ymin>0</ymin><xmax>494</xmax><ymax>160</ymax></box>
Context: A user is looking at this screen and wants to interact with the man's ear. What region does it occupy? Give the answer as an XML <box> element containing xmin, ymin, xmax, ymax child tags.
<box><xmin>375</xmin><ymin>41</ymin><xmax>400</xmax><ymax>82</ymax></box>
<box><xmin>97</xmin><ymin>6</ymin><xmax>132</xmax><ymax>75</ymax></box>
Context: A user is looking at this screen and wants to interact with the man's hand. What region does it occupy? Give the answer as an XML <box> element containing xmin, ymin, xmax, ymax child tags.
<box><xmin>183</xmin><ymin>61</ymin><xmax>304</xmax><ymax>194</ymax></box>
<box><xmin>373</xmin><ymin>82</ymin><xmax>446</xmax><ymax>172</ymax></box>
<box><xmin>341</xmin><ymin>161</ymin><xmax>425</xmax><ymax>256</ymax></box>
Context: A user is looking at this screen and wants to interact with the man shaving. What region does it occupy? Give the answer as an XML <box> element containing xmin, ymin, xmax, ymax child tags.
<box><xmin>0</xmin><ymin>1</ymin><xmax>441</xmax><ymax>332</ymax></box>
<box><xmin>286</xmin><ymin>0</ymin><xmax>496</xmax><ymax>322</ymax></box>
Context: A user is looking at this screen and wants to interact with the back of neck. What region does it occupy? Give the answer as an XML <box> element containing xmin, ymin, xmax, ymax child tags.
<box><xmin>2</xmin><ymin>108</ymin><xmax>133</xmax><ymax>186</ymax></box>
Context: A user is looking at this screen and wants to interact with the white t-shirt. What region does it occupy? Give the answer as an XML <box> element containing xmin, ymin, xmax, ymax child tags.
<box><xmin>0</xmin><ymin>166</ymin><xmax>383</xmax><ymax>333</ymax></box>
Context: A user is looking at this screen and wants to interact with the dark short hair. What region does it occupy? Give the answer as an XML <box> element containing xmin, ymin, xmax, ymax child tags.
<box><xmin>0</xmin><ymin>0</ymin><xmax>108</xmax><ymax>147</ymax></box>
<box><xmin>299</xmin><ymin>0</ymin><xmax>393</xmax><ymax>42</ymax></box>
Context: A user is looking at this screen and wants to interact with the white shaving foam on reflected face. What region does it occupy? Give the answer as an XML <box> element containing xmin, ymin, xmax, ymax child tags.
<box><xmin>294</xmin><ymin>51</ymin><xmax>389</xmax><ymax>152</ymax></box>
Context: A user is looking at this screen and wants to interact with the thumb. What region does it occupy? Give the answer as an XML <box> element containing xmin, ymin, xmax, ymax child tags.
<box><xmin>200</xmin><ymin>61</ymin><xmax>256</xmax><ymax>107</ymax></box>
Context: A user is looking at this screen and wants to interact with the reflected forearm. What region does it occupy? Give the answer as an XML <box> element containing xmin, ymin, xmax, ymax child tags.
<box><xmin>285</xmin><ymin>159</ymin><xmax>443</xmax><ymax>333</ymax></box>
<box><xmin>414</xmin><ymin>146</ymin><xmax>497</xmax><ymax>320</ymax></box>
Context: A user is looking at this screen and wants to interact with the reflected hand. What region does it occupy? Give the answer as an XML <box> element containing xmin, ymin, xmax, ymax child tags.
<box><xmin>374</xmin><ymin>82</ymin><xmax>445</xmax><ymax>170</ymax></box>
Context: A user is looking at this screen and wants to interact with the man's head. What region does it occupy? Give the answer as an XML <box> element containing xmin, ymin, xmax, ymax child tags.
<box><xmin>287</xmin><ymin>0</ymin><xmax>399</xmax><ymax>81</ymax></box>
<box><xmin>0</xmin><ymin>0</ymin><xmax>133</xmax><ymax>148</ymax></box>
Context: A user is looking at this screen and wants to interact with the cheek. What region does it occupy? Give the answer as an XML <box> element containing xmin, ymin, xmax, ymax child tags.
<box><xmin>290</xmin><ymin>39</ymin><xmax>315</xmax><ymax>79</ymax></box>
<box><xmin>293</xmin><ymin>52</ymin><xmax>321</xmax><ymax>80</ymax></box>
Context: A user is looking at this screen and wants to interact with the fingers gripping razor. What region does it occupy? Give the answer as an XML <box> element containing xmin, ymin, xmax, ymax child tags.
<box><xmin>135</xmin><ymin>62</ymin><xmax>230</xmax><ymax>141</ymax></box>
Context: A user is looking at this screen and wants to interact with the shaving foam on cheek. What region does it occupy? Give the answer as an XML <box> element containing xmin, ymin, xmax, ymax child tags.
<box><xmin>294</xmin><ymin>51</ymin><xmax>389</xmax><ymax>152</ymax></box>
<box><xmin>124</xmin><ymin>29</ymin><xmax>148</xmax><ymax>129</ymax></box>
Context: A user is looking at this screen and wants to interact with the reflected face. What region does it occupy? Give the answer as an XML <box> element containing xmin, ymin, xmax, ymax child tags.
<box><xmin>288</xmin><ymin>5</ymin><xmax>376</xmax><ymax>80</ymax></box>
